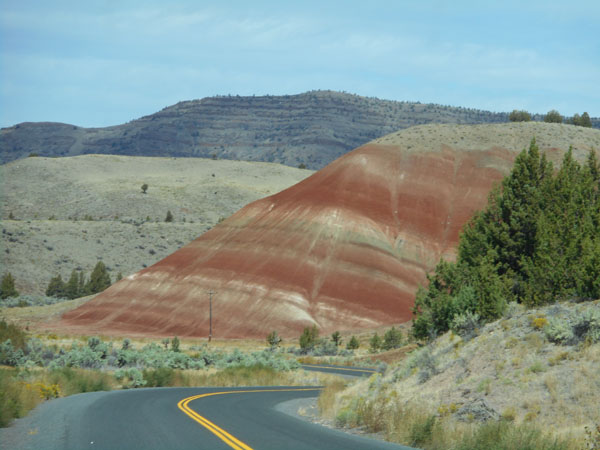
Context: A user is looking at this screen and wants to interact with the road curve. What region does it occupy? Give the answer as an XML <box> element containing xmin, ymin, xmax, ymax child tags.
<box><xmin>1</xmin><ymin>366</ymin><xmax>414</xmax><ymax>450</ymax></box>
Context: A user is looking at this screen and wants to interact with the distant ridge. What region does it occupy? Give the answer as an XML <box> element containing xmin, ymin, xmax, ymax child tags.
<box><xmin>6</xmin><ymin>90</ymin><xmax>596</xmax><ymax>168</ymax></box>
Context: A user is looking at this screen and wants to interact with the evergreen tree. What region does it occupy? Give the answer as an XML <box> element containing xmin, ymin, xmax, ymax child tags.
<box><xmin>46</xmin><ymin>275</ymin><xmax>66</xmax><ymax>298</ymax></box>
<box><xmin>369</xmin><ymin>333</ymin><xmax>382</xmax><ymax>352</ymax></box>
<box><xmin>412</xmin><ymin>142</ymin><xmax>600</xmax><ymax>340</ymax></box>
<box><xmin>78</xmin><ymin>271</ymin><xmax>88</xmax><ymax>296</ymax></box>
<box><xmin>382</xmin><ymin>327</ymin><xmax>403</xmax><ymax>350</ymax></box>
<box><xmin>299</xmin><ymin>325</ymin><xmax>318</xmax><ymax>352</ymax></box>
<box><xmin>165</xmin><ymin>210</ymin><xmax>174</xmax><ymax>222</ymax></box>
<box><xmin>509</xmin><ymin>110</ymin><xmax>531</xmax><ymax>122</ymax></box>
<box><xmin>543</xmin><ymin>110</ymin><xmax>563</xmax><ymax>123</ymax></box>
<box><xmin>331</xmin><ymin>331</ymin><xmax>342</xmax><ymax>347</ymax></box>
<box><xmin>0</xmin><ymin>273</ymin><xmax>19</xmax><ymax>299</ymax></box>
<box><xmin>346</xmin><ymin>335</ymin><xmax>360</xmax><ymax>350</ymax></box>
<box><xmin>65</xmin><ymin>270</ymin><xmax>80</xmax><ymax>299</ymax></box>
<box><xmin>266</xmin><ymin>331</ymin><xmax>282</xmax><ymax>349</ymax></box>
<box><xmin>87</xmin><ymin>262</ymin><xmax>111</xmax><ymax>294</ymax></box>
<box><xmin>580</xmin><ymin>112</ymin><xmax>592</xmax><ymax>128</ymax></box>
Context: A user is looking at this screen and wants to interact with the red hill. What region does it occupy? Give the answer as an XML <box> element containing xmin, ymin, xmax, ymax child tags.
<box><xmin>59</xmin><ymin>123</ymin><xmax>600</xmax><ymax>338</ymax></box>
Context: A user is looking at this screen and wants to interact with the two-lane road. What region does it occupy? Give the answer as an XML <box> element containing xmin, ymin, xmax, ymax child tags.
<box><xmin>1</xmin><ymin>366</ymin><xmax>414</xmax><ymax>450</ymax></box>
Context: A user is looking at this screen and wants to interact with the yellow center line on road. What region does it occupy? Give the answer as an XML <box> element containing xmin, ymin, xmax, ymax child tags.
<box><xmin>302</xmin><ymin>364</ymin><xmax>378</xmax><ymax>374</ymax></box>
<box><xmin>177</xmin><ymin>388</ymin><xmax>322</xmax><ymax>450</ymax></box>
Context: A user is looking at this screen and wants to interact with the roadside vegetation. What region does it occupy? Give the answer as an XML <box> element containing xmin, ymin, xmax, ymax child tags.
<box><xmin>319</xmin><ymin>140</ymin><xmax>600</xmax><ymax>449</ymax></box>
<box><xmin>0</xmin><ymin>318</ymin><xmax>305</xmax><ymax>427</ymax></box>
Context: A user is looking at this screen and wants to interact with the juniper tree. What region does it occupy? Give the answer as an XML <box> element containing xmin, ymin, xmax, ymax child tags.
<box><xmin>0</xmin><ymin>273</ymin><xmax>19</xmax><ymax>299</ymax></box>
<box><xmin>65</xmin><ymin>269</ymin><xmax>80</xmax><ymax>299</ymax></box>
<box><xmin>331</xmin><ymin>331</ymin><xmax>342</xmax><ymax>347</ymax></box>
<box><xmin>46</xmin><ymin>275</ymin><xmax>66</xmax><ymax>298</ymax></box>
<box><xmin>412</xmin><ymin>141</ymin><xmax>600</xmax><ymax>339</ymax></box>
<box><xmin>346</xmin><ymin>335</ymin><xmax>360</xmax><ymax>350</ymax></box>
<box><xmin>543</xmin><ymin>110</ymin><xmax>563</xmax><ymax>123</ymax></box>
<box><xmin>299</xmin><ymin>325</ymin><xmax>318</xmax><ymax>352</ymax></box>
<box><xmin>87</xmin><ymin>262</ymin><xmax>111</xmax><ymax>294</ymax></box>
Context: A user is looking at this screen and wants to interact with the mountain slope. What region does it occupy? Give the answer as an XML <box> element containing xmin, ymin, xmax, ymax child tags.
<box><xmin>57</xmin><ymin>123</ymin><xmax>600</xmax><ymax>339</ymax></box>
<box><xmin>0</xmin><ymin>91</ymin><xmax>515</xmax><ymax>168</ymax></box>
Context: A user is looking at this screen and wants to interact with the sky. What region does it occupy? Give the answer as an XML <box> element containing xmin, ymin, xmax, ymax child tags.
<box><xmin>1</xmin><ymin>0</ymin><xmax>599</xmax><ymax>128</ymax></box>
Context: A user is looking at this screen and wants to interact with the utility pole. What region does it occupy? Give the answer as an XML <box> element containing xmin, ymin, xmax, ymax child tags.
<box><xmin>208</xmin><ymin>290</ymin><xmax>216</xmax><ymax>342</ymax></box>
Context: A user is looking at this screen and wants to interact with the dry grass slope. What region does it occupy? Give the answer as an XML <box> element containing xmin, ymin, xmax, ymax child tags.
<box><xmin>323</xmin><ymin>300</ymin><xmax>600</xmax><ymax>449</ymax></box>
<box><xmin>0</xmin><ymin>155</ymin><xmax>312</xmax><ymax>294</ymax></box>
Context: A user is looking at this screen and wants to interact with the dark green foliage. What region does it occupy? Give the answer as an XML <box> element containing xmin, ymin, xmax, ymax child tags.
<box><xmin>346</xmin><ymin>335</ymin><xmax>360</xmax><ymax>350</ymax></box>
<box><xmin>65</xmin><ymin>270</ymin><xmax>80</xmax><ymax>299</ymax></box>
<box><xmin>580</xmin><ymin>112</ymin><xmax>593</xmax><ymax>128</ymax></box>
<box><xmin>45</xmin><ymin>275</ymin><xmax>66</xmax><ymax>298</ymax></box>
<box><xmin>299</xmin><ymin>325</ymin><xmax>318</xmax><ymax>352</ymax></box>
<box><xmin>171</xmin><ymin>336</ymin><xmax>180</xmax><ymax>352</ymax></box>
<box><xmin>508</xmin><ymin>110</ymin><xmax>531</xmax><ymax>122</ymax></box>
<box><xmin>369</xmin><ymin>333</ymin><xmax>382</xmax><ymax>352</ymax></box>
<box><xmin>266</xmin><ymin>331</ymin><xmax>282</xmax><ymax>349</ymax></box>
<box><xmin>331</xmin><ymin>331</ymin><xmax>342</xmax><ymax>347</ymax></box>
<box><xmin>382</xmin><ymin>327</ymin><xmax>403</xmax><ymax>350</ymax></box>
<box><xmin>165</xmin><ymin>210</ymin><xmax>174</xmax><ymax>222</ymax></box>
<box><xmin>413</xmin><ymin>140</ymin><xmax>600</xmax><ymax>339</ymax></box>
<box><xmin>0</xmin><ymin>319</ymin><xmax>27</xmax><ymax>351</ymax></box>
<box><xmin>142</xmin><ymin>367</ymin><xmax>175</xmax><ymax>387</ymax></box>
<box><xmin>570</xmin><ymin>112</ymin><xmax>593</xmax><ymax>128</ymax></box>
<box><xmin>87</xmin><ymin>262</ymin><xmax>111</xmax><ymax>294</ymax></box>
<box><xmin>78</xmin><ymin>272</ymin><xmax>87</xmax><ymax>296</ymax></box>
<box><xmin>543</xmin><ymin>110</ymin><xmax>563</xmax><ymax>123</ymax></box>
<box><xmin>0</xmin><ymin>273</ymin><xmax>19</xmax><ymax>299</ymax></box>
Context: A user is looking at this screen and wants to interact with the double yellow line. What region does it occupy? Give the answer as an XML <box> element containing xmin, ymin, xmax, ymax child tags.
<box><xmin>178</xmin><ymin>388</ymin><xmax>321</xmax><ymax>450</ymax></box>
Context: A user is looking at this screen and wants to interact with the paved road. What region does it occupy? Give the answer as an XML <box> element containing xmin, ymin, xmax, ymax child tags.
<box><xmin>300</xmin><ymin>363</ymin><xmax>379</xmax><ymax>377</ymax></box>
<box><xmin>1</xmin><ymin>366</ymin><xmax>413</xmax><ymax>450</ymax></box>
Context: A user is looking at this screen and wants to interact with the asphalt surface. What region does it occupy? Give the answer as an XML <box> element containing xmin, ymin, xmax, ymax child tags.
<box><xmin>300</xmin><ymin>363</ymin><xmax>380</xmax><ymax>377</ymax></box>
<box><xmin>1</xmin><ymin>365</ymin><xmax>413</xmax><ymax>450</ymax></box>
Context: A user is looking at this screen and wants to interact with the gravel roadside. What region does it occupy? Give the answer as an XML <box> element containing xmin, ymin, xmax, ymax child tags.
<box><xmin>0</xmin><ymin>390</ymin><xmax>111</xmax><ymax>450</ymax></box>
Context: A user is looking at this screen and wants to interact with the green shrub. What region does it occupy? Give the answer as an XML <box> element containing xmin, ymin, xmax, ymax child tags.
<box><xmin>0</xmin><ymin>273</ymin><xmax>19</xmax><ymax>299</ymax></box>
<box><xmin>299</xmin><ymin>325</ymin><xmax>318</xmax><ymax>353</ymax></box>
<box><xmin>544</xmin><ymin>308</ymin><xmax>600</xmax><ymax>345</ymax></box>
<box><xmin>143</xmin><ymin>367</ymin><xmax>175</xmax><ymax>387</ymax></box>
<box><xmin>369</xmin><ymin>333</ymin><xmax>382</xmax><ymax>353</ymax></box>
<box><xmin>0</xmin><ymin>319</ymin><xmax>27</xmax><ymax>351</ymax></box>
<box><xmin>114</xmin><ymin>368</ymin><xmax>146</xmax><ymax>388</ymax></box>
<box><xmin>346</xmin><ymin>335</ymin><xmax>360</xmax><ymax>350</ymax></box>
<box><xmin>451</xmin><ymin>311</ymin><xmax>481</xmax><ymax>340</ymax></box>
<box><xmin>266</xmin><ymin>331</ymin><xmax>282</xmax><ymax>349</ymax></box>
<box><xmin>409</xmin><ymin>414</ymin><xmax>437</xmax><ymax>447</ymax></box>
<box><xmin>455</xmin><ymin>420</ymin><xmax>569</xmax><ymax>450</ymax></box>
<box><xmin>382</xmin><ymin>327</ymin><xmax>403</xmax><ymax>350</ymax></box>
<box><xmin>509</xmin><ymin>110</ymin><xmax>531</xmax><ymax>122</ymax></box>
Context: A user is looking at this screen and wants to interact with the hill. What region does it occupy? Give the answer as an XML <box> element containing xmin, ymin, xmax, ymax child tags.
<box><xmin>0</xmin><ymin>156</ymin><xmax>312</xmax><ymax>294</ymax></box>
<box><xmin>0</xmin><ymin>91</ymin><xmax>517</xmax><ymax>169</ymax></box>
<box><xmin>56</xmin><ymin>122</ymin><xmax>600</xmax><ymax>339</ymax></box>
<box><xmin>323</xmin><ymin>300</ymin><xmax>600</xmax><ymax>448</ymax></box>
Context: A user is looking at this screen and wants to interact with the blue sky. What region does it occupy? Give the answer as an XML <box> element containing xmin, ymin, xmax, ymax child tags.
<box><xmin>1</xmin><ymin>0</ymin><xmax>598</xmax><ymax>128</ymax></box>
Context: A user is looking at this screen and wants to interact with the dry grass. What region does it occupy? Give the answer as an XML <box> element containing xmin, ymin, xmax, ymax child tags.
<box><xmin>322</xmin><ymin>301</ymin><xmax>600</xmax><ymax>448</ymax></box>
<box><xmin>1</xmin><ymin>155</ymin><xmax>312</xmax><ymax>294</ymax></box>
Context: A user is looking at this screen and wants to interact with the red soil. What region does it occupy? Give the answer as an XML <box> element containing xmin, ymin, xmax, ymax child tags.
<box><xmin>58</xmin><ymin>143</ymin><xmax>515</xmax><ymax>339</ymax></box>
